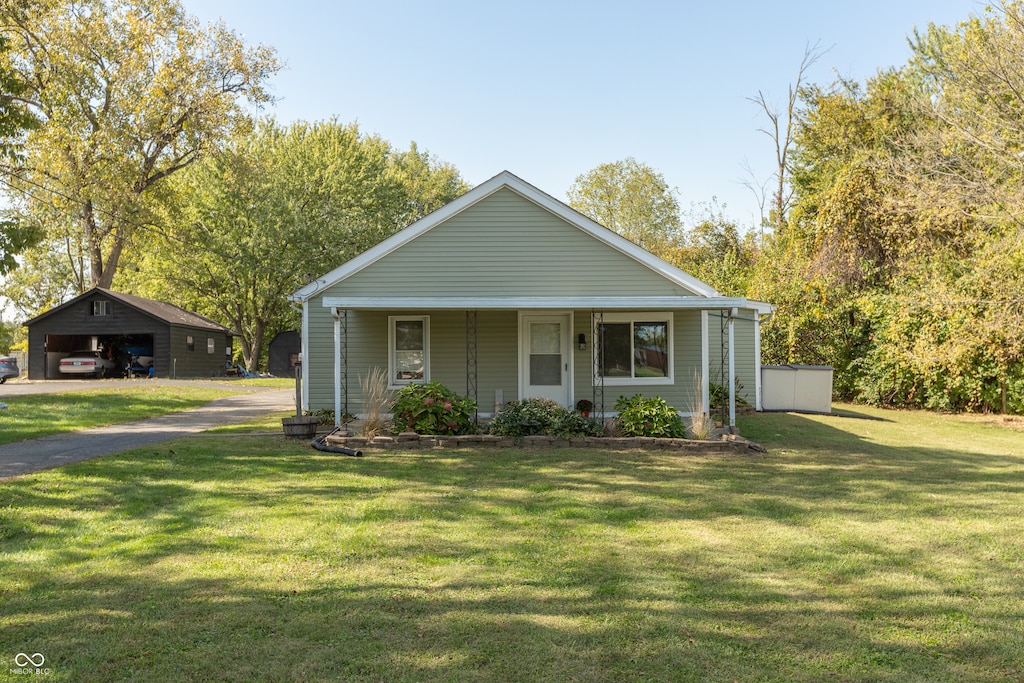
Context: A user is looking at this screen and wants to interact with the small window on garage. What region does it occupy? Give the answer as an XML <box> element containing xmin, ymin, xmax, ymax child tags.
<box><xmin>92</xmin><ymin>300</ymin><xmax>111</xmax><ymax>316</ymax></box>
<box><xmin>186</xmin><ymin>335</ymin><xmax>195</xmax><ymax>352</ymax></box>
<box><xmin>207</xmin><ymin>337</ymin><xmax>215</xmax><ymax>354</ymax></box>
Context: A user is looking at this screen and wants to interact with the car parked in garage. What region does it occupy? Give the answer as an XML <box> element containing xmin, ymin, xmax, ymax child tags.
<box><xmin>0</xmin><ymin>356</ymin><xmax>19</xmax><ymax>383</ymax></box>
<box><xmin>59</xmin><ymin>350</ymin><xmax>116</xmax><ymax>378</ymax></box>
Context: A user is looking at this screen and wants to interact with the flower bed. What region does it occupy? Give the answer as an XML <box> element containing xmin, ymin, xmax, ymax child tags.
<box><xmin>320</xmin><ymin>431</ymin><xmax>767</xmax><ymax>455</ymax></box>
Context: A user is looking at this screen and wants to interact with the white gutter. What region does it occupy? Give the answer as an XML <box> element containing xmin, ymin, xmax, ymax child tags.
<box><xmin>320</xmin><ymin>295</ymin><xmax>773</xmax><ymax>313</ymax></box>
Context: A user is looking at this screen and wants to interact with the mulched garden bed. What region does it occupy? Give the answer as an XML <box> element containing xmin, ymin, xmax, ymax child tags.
<box><xmin>323</xmin><ymin>431</ymin><xmax>767</xmax><ymax>455</ymax></box>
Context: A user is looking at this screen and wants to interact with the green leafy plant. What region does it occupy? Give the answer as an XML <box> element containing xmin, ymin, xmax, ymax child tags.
<box><xmin>304</xmin><ymin>408</ymin><xmax>355</xmax><ymax>426</ymax></box>
<box><xmin>550</xmin><ymin>411</ymin><xmax>605</xmax><ymax>439</ymax></box>
<box><xmin>709</xmin><ymin>379</ymin><xmax>748</xmax><ymax>409</ymax></box>
<box><xmin>489</xmin><ymin>397</ymin><xmax>564</xmax><ymax>437</ymax></box>
<box><xmin>390</xmin><ymin>381</ymin><xmax>477</xmax><ymax>435</ymax></box>
<box><xmin>490</xmin><ymin>397</ymin><xmax>604</xmax><ymax>439</ymax></box>
<box><xmin>614</xmin><ymin>394</ymin><xmax>686</xmax><ymax>438</ymax></box>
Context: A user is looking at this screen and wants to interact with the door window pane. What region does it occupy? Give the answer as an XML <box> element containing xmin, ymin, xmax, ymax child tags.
<box><xmin>530</xmin><ymin>355</ymin><xmax>561</xmax><ymax>385</ymax></box>
<box><xmin>529</xmin><ymin>322</ymin><xmax>562</xmax><ymax>386</ymax></box>
<box><xmin>530</xmin><ymin>323</ymin><xmax>561</xmax><ymax>354</ymax></box>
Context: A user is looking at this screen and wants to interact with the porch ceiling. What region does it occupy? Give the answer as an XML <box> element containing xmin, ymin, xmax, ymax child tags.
<box><xmin>320</xmin><ymin>296</ymin><xmax>773</xmax><ymax>313</ymax></box>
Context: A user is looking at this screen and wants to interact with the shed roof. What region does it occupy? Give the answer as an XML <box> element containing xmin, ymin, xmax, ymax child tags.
<box><xmin>24</xmin><ymin>287</ymin><xmax>233</xmax><ymax>333</ymax></box>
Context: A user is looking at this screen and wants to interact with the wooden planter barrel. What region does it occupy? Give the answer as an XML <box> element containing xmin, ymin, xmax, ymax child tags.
<box><xmin>282</xmin><ymin>416</ymin><xmax>319</xmax><ymax>439</ymax></box>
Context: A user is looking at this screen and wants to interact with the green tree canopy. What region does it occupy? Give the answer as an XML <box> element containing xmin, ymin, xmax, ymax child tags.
<box><xmin>0</xmin><ymin>28</ymin><xmax>42</xmax><ymax>274</ymax></box>
<box><xmin>128</xmin><ymin>119</ymin><xmax>467</xmax><ymax>371</ymax></box>
<box><xmin>567</xmin><ymin>158</ymin><xmax>682</xmax><ymax>254</ymax></box>
<box><xmin>0</xmin><ymin>0</ymin><xmax>279</xmax><ymax>289</ymax></box>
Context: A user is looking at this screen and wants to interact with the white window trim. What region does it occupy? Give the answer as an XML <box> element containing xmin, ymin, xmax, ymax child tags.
<box><xmin>92</xmin><ymin>300</ymin><xmax>111</xmax><ymax>316</ymax></box>
<box><xmin>593</xmin><ymin>311</ymin><xmax>674</xmax><ymax>386</ymax></box>
<box><xmin>388</xmin><ymin>315</ymin><xmax>430</xmax><ymax>389</ymax></box>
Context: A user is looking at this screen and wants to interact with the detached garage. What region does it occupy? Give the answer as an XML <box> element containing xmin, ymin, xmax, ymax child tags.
<box><xmin>24</xmin><ymin>288</ymin><xmax>234</xmax><ymax>380</ymax></box>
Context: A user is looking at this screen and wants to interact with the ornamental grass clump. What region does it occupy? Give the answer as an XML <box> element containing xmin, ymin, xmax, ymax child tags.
<box><xmin>390</xmin><ymin>381</ymin><xmax>477</xmax><ymax>435</ymax></box>
<box><xmin>614</xmin><ymin>394</ymin><xmax>687</xmax><ymax>438</ymax></box>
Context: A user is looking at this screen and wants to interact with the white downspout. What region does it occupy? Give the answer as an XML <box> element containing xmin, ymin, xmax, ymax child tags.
<box><xmin>728</xmin><ymin>307</ymin><xmax>736</xmax><ymax>430</ymax></box>
<box><xmin>332</xmin><ymin>307</ymin><xmax>341</xmax><ymax>427</ymax></box>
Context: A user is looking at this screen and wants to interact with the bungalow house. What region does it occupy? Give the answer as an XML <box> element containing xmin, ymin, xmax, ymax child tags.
<box><xmin>290</xmin><ymin>171</ymin><xmax>773</xmax><ymax>428</ymax></box>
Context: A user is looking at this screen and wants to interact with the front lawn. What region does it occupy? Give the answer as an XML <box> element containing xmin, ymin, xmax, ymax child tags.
<box><xmin>1</xmin><ymin>405</ymin><xmax>1021</xmax><ymax>681</ymax></box>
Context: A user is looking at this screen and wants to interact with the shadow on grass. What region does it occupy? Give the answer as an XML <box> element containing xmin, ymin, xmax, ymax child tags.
<box><xmin>1</xmin><ymin>417</ymin><xmax>1022</xmax><ymax>681</ymax></box>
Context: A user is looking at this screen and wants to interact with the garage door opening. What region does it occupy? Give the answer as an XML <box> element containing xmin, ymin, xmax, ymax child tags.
<box><xmin>45</xmin><ymin>333</ymin><xmax>155</xmax><ymax>379</ymax></box>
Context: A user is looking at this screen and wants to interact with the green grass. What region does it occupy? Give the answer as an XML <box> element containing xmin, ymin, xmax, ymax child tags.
<box><xmin>1</xmin><ymin>404</ymin><xmax>1022</xmax><ymax>681</ymax></box>
<box><xmin>0</xmin><ymin>385</ymin><xmax>239</xmax><ymax>445</ymax></box>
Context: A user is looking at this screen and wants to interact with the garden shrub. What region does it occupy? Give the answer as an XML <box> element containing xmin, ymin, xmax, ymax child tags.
<box><xmin>614</xmin><ymin>394</ymin><xmax>686</xmax><ymax>438</ymax></box>
<box><xmin>490</xmin><ymin>397</ymin><xmax>606</xmax><ymax>438</ymax></box>
<box><xmin>549</xmin><ymin>411</ymin><xmax>605</xmax><ymax>439</ymax></box>
<box><xmin>489</xmin><ymin>397</ymin><xmax>564</xmax><ymax>437</ymax></box>
<box><xmin>390</xmin><ymin>381</ymin><xmax>477</xmax><ymax>435</ymax></box>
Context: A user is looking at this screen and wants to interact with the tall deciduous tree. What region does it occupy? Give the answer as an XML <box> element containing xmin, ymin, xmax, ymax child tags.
<box><xmin>0</xmin><ymin>0</ymin><xmax>279</xmax><ymax>289</ymax></box>
<box><xmin>131</xmin><ymin>119</ymin><xmax>467</xmax><ymax>371</ymax></box>
<box><xmin>567</xmin><ymin>158</ymin><xmax>682</xmax><ymax>254</ymax></box>
<box><xmin>0</xmin><ymin>29</ymin><xmax>41</xmax><ymax>273</ymax></box>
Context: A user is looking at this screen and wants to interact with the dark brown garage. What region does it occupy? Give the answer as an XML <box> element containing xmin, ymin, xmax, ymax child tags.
<box><xmin>24</xmin><ymin>288</ymin><xmax>235</xmax><ymax>380</ymax></box>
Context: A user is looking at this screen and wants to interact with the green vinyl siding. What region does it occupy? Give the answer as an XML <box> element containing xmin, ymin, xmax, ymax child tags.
<box><xmin>333</xmin><ymin>188</ymin><xmax>698</xmax><ymax>298</ymax></box>
<box><xmin>306</xmin><ymin>307</ymin><xmax>520</xmax><ymax>416</ymax></box>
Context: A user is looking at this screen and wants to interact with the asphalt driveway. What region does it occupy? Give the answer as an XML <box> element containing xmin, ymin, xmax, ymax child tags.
<box><xmin>0</xmin><ymin>386</ymin><xmax>293</xmax><ymax>480</ymax></box>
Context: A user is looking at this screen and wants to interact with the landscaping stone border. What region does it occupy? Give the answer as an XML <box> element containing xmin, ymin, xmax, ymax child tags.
<box><xmin>323</xmin><ymin>431</ymin><xmax>767</xmax><ymax>455</ymax></box>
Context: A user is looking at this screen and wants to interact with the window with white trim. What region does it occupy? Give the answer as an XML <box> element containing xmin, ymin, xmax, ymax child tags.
<box><xmin>92</xmin><ymin>300</ymin><xmax>111</xmax><ymax>316</ymax></box>
<box><xmin>388</xmin><ymin>316</ymin><xmax>429</xmax><ymax>387</ymax></box>
<box><xmin>595</xmin><ymin>312</ymin><xmax>673</xmax><ymax>385</ymax></box>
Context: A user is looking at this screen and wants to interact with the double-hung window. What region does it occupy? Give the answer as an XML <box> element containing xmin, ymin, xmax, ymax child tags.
<box><xmin>595</xmin><ymin>312</ymin><xmax>673</xmax><ymax>385</ymax></box>
<box><xmin>389</xmin><ymin>316</ymin><xmax>429</xmax><ymax>387</ymax></box>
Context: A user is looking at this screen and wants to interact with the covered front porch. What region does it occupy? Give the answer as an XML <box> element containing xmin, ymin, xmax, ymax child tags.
<box><xmin>303</xmin><ymin>296</ymin><xmax>769</xmax><ymax>430</ymax></box>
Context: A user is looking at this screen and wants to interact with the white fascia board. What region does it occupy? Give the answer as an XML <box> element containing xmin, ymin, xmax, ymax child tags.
<box><xmin>320</xmin><ymin>296</ymin><xmax>762</xmax><ymax>310</ymax></box>
<box><xmin>291</xmin><ymin>170</ymin><xmax>721</xmax><ymax>302</ymax></box>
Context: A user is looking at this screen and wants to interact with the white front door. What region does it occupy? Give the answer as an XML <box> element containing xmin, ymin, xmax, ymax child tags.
<box><xmin>520</xmin><ymin>313</ymin><xmax>571</xmax><ymax>406</ymax></box>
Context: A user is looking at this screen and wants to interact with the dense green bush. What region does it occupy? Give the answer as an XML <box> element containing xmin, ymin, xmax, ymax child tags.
<box><xmin>614</xmin><ymin>394</ymin><xmax>686</xmax><ymax>438</ymax></box>
<box><xmin>489</xmin><ymin>397</ymin><xmax>603</xmax><ymax>438</ymax></box>
<box><xmin>549</xmin><ymin>411</ymin><xmax>605</xmax><ymax>439</ymax></box>
<box><xmin>390</xmin><ymin>382</ymin><xmax>477</xmax><ymax>435</ymax></box>
<box><xmin>488</xmin><ymin>397</ymin><xmax>563</xmax><ymax>437</ymax></box>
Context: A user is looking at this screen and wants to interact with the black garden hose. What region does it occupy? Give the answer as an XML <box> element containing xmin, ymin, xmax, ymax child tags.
<box><xmin>311</xmin><ymin>426</ymin><xmax>363</xmax><ymax>457</ymax></box>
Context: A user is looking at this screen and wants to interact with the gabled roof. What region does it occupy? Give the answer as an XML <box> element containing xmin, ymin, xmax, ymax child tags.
<box><xmin>290</xmin><ymin>170</ymin><xmax>721</xmax><ymax>303</ymax></box>
<box><xmin>25</xmin><ymin>287</ymin><xmax>232</xmax><ymax>333</ymax></box>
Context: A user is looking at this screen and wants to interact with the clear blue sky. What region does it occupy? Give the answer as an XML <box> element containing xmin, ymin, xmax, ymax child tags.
<box><xmin>181</xmin><ymin>0</ymin><xmax>981</xmax><ymax>229</ymax></box>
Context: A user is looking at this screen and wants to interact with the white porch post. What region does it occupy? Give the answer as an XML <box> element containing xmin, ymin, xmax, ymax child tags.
<box><xmin>332</xmin><ymin>307</ymin><xmax>341</xmax><ymax>427</ymax></box>
<box><xmin>701</xmin><ymin>310</ymin><xmax>710</xmax><ymax>417</ymax></box>
<box><xmin>728</xmin><ymin>307</ymin><xmax>736</xmax><ymax>429</ymax></box>
<box><xmin>754</xmin><ymin>313</ymin><xmax>763</xmax><ymax>412</ymax></box>
<box><xmin>301</xmin><ymin>300</ymin><xmax>310</xmax><ymax>412</ymax></box>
